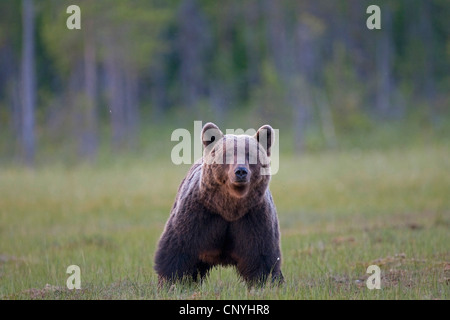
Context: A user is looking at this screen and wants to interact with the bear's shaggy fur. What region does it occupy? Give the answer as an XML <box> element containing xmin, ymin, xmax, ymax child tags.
<box><xmin>154</xmin><ymin>122</ymin><xmax>283</xmax><ymax>286</ymax></box>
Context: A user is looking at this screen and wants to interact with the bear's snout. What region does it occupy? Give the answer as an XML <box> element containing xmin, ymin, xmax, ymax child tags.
<box><xmin>229</xmin><ymin>165</ymin><xmax>251</xmax><ymax>198</ymax></box>
<box><xmin>234</xmin><ymin>166</ymin><xmax>248</xmax><ymax>181</ymax></box>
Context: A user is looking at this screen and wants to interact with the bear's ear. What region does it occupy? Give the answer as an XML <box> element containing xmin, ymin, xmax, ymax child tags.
<box><xmin>255</xmin><ymin>125</ymin><xmax>274</xmax><ymax>157</ymax></box>
<box><xmin>201</xmin><ymin>122</ymin><xmax>223</xmax><ymax>148</ymax></box>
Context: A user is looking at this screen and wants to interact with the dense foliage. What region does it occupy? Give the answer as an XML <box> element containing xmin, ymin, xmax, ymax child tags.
<box><xmin>0</xmin><ymin>0</ymin><xmax>449</xmax><ymax>163</ymax></box>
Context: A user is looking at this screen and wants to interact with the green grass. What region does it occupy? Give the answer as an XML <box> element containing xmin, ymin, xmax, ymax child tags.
<box><xmin>0</xmin><ymin>143</ymin><xmax>449</xmax><ymax>299</ymax></box>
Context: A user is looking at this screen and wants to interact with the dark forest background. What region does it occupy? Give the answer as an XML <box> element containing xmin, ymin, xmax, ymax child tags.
<box><xmin>0</xmin><ymin>0</ymin><xmax>449</xmax><ymax>166</ymax></box>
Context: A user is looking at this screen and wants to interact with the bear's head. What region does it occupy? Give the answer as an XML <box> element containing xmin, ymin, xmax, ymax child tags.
<box><xmin>199</xmin><ymin>122</ymin><xmax>274</xmax><ymax>220</ymax></box>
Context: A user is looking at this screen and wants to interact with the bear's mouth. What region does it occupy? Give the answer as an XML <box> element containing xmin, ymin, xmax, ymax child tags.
<box><xmin>231</xmin><ymin>180</ymin><xmax>249</xmax><ymax>187</ymax></box>
<box><xmin>230</xmin><ymin>181</ymin><xmax>249</xmax><ymax>196</ymax></box>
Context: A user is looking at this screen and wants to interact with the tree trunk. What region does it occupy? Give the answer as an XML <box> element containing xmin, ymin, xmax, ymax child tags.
<box><xmin>315</xmin><ymin>89</ymin><xmax>337</xmax><ymax>149</ymax></box>
<box><xmin>21</xmin><ymin>0</ymin><xmax>36</xmax><ymax>166</ymax></box>
<box><xmin>177</xmin><ymin>0</ymin><xmax>207</xmax><ymax>110</ymax></box>
<box><xmin>419</xmin><ymin>1</ymin><xmax>437</xmax><ymax>125</ymax></box>
<box><xmin>375</xmin><ymin>7</ymin><xmax>393</xmax><ymax>119</ymax></box>
<box><xmin>124</xmin><ymin>68</ymin><xmax>139</xmax><ymax>149</ymax></box>
<box><xmin>291</xmin><ymin>78</ymin><xmax>310</xmax><ymax>154</ymax></box>
<box><xmin>292</xmin><ymin>12</ymin><xmax>317</xmax><ymax>155</ymax></box>
<box><xmin>243</xmin><ymin>0</ymin><xmax>261</xmax><ymax>86</ymax></box>
<box><xmin>151</xmin><ymin>62</ymin><xmax>167</xmax><ymax>122</ymax></box>
<box><xmin>105</xmin><ymin>51</ymin><xmax>126</xmax><ymax>151</ymax></box>
<box><xmin>10</xmin><ymin>74</ymin><xmax>22</xmax><ymax>156</ymax></box>
<box><xmin>264</xmin><ymin>0</ymin><xmax>289</xmax><ymax>79</ymax></box>
<box><xmin>80</xmin><ymin>24</ymin><xmax>98</xmax><ymax>161</ymax></box>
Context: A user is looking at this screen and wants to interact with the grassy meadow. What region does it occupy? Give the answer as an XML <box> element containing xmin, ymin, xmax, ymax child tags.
<box><xmin>0</xmin><ymin>141</ymin><xmax>449</xmax><ymax>299</ymax></box>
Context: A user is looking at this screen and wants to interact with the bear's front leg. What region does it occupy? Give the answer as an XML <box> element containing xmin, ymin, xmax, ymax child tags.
<box><xmin>154</xmin><ymin>218</ymin><xmax>206</xmax><ymax>284</ymax></box>
<box><xmin>235</xmin><ymin>253</ymin><xmax>283</xmax><ymax>287</ymax></box>
<box><xmin>230</xmin><ymin>212</ymin><xmax>284</xmax><ymax>287</ymax></box>
<box><xmin>154</xmin><ymin>211</ymin><xmax>226</xmax><ymax>286</ymax></box>
<box><xmin>155</xmin><ymin>248</ymin><xmax>213</xmax><ymax>286</ymax></box>
<box><xmin>155</xmin><ymin>249</ymin><xmax>199</xmax><ymax>285</ymax></box>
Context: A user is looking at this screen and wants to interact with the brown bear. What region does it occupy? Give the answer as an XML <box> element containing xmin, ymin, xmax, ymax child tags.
<box><xmin>154</xmin><ymin>122</ymin><xmax>283</xmax><ymax>286</ymax></box>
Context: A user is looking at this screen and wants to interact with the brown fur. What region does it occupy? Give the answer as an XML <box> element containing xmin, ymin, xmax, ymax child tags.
<box><xmin>154</xmin><ymin>122</ymin><xmax>283</xmax><ymax>286</ymax></box>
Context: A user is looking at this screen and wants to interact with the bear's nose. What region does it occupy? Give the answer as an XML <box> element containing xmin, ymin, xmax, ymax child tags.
<box><xmin>234</xmin><ymin>167</ymin><xmax>248</xmax><ymax>180</ymax></box>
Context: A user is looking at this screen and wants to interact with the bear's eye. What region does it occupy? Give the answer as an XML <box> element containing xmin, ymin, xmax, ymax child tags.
<box><xmin>261</xmin><ymin>160</ymin><xmax>270</xmax><ymax>168</ymax></box>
